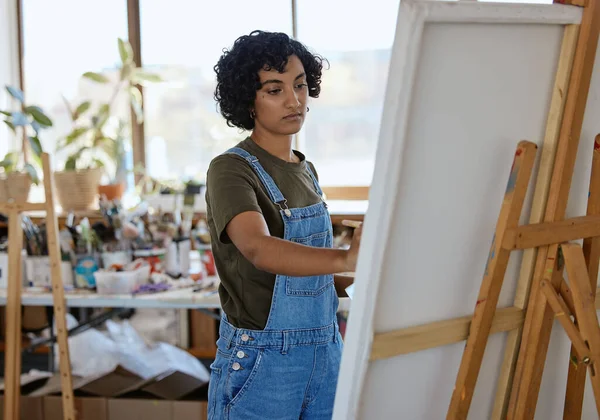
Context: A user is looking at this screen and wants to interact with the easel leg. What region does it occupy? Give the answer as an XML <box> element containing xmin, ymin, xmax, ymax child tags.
<box><xmin>42</xmin><ymin>153</ymin><xmax>76</xmax><ymax>420</ymax></box>
<box><xmin>587</xmin><ymin>362</ymin><xmax>600</xmax><ymax>417</ymax></box>
<box><xmin>539</xmin><ymin>280</ymin><xmax>586</xmax><ymax>356</ymax></box>
<box><xmin>507</xmin><ymin>0</ymin><xmax>600</xmax><ymax>414</ymax></box>
<box><xmin>447</xmin><ymin>141</ymin><xmax>537</xmax><ymax>419</ymax></box>
<box><xmin>3</xmin><ymin>210</ymin><xmax>24</xmax><ymax>420</ymax></box>
<box><xmin>491</xmin><ymin>24</ymin><xmax>579</xmax><ymax>420</ymax></box>
<box><xmin>508</xmin><ymin>244</ymin><xmax>564</xmax><ymax>419</ymax></box>
<box><xmin>561</xmin><ymin>243</ymin><xmax>600</xmax><ymax>415</ymax></box>
<box><xmin>563</xmin><ymin>135</ymin><xmax>600</xmax><ymax>419</ymax></box>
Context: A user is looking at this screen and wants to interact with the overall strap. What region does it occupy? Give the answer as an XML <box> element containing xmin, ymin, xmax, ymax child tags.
<box><xmin>223</xmin><ymin>147</ymin><xmax>286</xmax><ymax>205</ymax></box>
<box><xmin>305</xmin><ymin>163</ymin><xmax>324</xmax><ymax>197</ymax></box>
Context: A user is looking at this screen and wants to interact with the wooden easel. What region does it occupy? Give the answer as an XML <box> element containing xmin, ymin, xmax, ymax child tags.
<box><xmin>0</xmin><ymin>152</ymin><xmax>76</xmax><ymax>420</ymax></box>
<box><xmin>447</xmin><ymin>136</ymin><xmax>600</xmax><ymax>419</ymax></box>
<box><xmin>446</xmin><ymin>0</ymin><xmax>600</xmax><ymax>417</ymax></box>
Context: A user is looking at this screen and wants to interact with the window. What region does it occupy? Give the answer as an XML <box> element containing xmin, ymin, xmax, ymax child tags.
<box><xmin>139</xmin><ymin>1</ymin><xmax>293</xmax><ymax>183</ymax></box>
<box><xmin>296</xmin><ymin>0</ymin><xmax>400</xmax><ymax>187</ymax></box>
<box><xmin>16</xmin><ymin>0</ymin><xmax>559</xmax><ymax>202</ymax></box>
<box><xmin>0</xmin><ymin>92</ymin><xmax>18</xmax><ymax>161</ymax></box>
<box><xmin>21</xmin><ymin>0</ymin><xmax>129</xmax><ymax>177</ymax></box>
<box><xmin>16</xmin><ymin>0</ymin><xmax>404</xmax><ymax>199</ymax></box>
<box><xmin>481</xmin><ymin>0</ymin><xmax>551</xmax><ymax>3</ymax></box>
<box><xmin>1</xmin><ymin>0</ymin><xmax>20</xmax><ymax>162</ymax></box>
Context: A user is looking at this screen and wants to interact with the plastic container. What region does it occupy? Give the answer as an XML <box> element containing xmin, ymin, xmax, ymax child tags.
<box><xmin>133</xmin><ymin>248</ymin><xmax>166</xmax><ymax>273</ymax></box>
<box><xmin>25</xmin><ymin>255</ymin><xmax>74</xmax><ymax>288</ymax></box>
<box><xmin>0</xmin><ymin>251</ymin><xmax>28</xmax><ymax>288</ymax></box>
<box><xmin>94</xmin><ymin>264</ymin><xmax>151</xmax><ymax>295</ymax></box>
<box><xmin>74</xmin><ymin>256</ymin><xmax>98</xmax><ymax>288</ymax></box>
<box><xmin>101</xmin><ymin>251</ymin><xmax>131</xmax><ymax>269</ymax></box>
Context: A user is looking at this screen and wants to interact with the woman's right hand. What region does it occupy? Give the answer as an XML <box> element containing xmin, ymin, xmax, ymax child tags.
<box><xmin>342</xmin><ymin>220</ymin><xmax>363</xmax><ymax>272</ymax></box>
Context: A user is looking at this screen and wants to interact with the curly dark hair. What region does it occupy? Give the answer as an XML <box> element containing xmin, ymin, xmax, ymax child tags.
<box><xmin>213</xmin><ymin>30</ymin><xmax>327</xmax><ymax>131</ymax></box>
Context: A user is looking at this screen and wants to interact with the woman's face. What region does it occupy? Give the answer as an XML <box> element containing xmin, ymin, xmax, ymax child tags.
<box><xmin>252</xmin><ymin>54</ymin><xmax>309</xmax><ymax>136</ymax></box>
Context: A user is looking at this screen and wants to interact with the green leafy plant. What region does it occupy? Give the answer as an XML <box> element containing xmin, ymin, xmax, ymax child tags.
<box><xmin>57</xmin><ymin>38</ymin><xmax>161</xmax><ymax>175</ymax></box>
<box><xmin>131</xmin><ymin>163</ymin><xmax>184</xmax><ymax>196</ymax></box>
<box><xmin>0</xmin><ymin>85</ymin><xmax>52</xmax><ymax>184</ymax></box>
<box><xmin>103</xmin><ymin>119</ymin><xmax>128</xmax><ymax>184</ymax></box>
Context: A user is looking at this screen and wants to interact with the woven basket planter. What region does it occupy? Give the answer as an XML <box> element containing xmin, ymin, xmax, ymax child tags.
<box><xmin>0</xmin><ymin>172</ymin><xmax>32</xmax><ymax>203</ymax></box>
<box><xmin>54</xmin><ymin>167</ymin><xmax>103</xmax><ymax>211</ymax></box>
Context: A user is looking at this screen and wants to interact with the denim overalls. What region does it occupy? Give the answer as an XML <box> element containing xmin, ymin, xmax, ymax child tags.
<box><xmin>207</xmin><ymin>147</ymin><xmax>343</xmax><ymax>420</ymax></box>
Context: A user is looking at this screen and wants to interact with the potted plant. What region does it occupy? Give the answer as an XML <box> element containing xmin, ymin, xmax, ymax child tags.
<box><xmin>0</xmin><ymin>85</ymin><xmax>52</xmax><ymax>202</ymax></box>
<box><xmin>184</xmin><ymin>179</ymin><xmax>205</xmax><ymax>196</ymax></box>
<box><xmin>97</xmin><ymin>119</ymin><xmax>128</xmax><ymax>201</ymax></box>
<box><xmin>54</xmin><ymin>38</ymin><xmax>161</xmax><ymax>210</ymax></box>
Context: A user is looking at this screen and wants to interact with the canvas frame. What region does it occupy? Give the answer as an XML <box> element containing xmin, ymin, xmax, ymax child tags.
<box><xmin>332</xmin><ymin>1</ymin><xmax>585</xmax><ymax>419</ymax></box>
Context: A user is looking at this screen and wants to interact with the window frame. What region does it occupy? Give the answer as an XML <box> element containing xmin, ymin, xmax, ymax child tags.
<box><xmin>16</xmin><ymin>0</ymin><xmax>373</xmax><ymax>200</ymax></box>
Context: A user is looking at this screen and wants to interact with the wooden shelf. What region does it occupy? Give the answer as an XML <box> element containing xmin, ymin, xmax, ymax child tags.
<box><xmin>0</xmin><ymin>339</ymin><xmax>50</xmax><ymax>354</ymax></box>
<box><xmin>186</xmin><ymin>347</ymin><xmax>217</xmax><ymax>359</ymax></box>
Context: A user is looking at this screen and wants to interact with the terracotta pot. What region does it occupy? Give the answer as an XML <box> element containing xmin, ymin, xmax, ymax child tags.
<box><xmin>54</xmin><ymin>167</ymin><xmax>103</xmax><ymax>211</ymax></box>
<box><xmin>0</xmin><ymin>172</ymin><xmax>32</xmax><ymax>203</ymax></box>
<box><xmin>98</xmin><ymin>183</ymin><xmax>126</xmax><ymax>201</ymax></box>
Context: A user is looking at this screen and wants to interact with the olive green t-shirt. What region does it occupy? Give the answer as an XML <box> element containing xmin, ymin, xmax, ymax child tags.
<box><xmin>205</xmin><ymin>137</ymin><xmax>322</xmax><ymax>330</ymax></box>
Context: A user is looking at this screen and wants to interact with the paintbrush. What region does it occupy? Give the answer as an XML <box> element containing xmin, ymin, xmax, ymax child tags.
<box><xmin>341</xmin><ymin>220</ymin><xmax>362</xmax><ymax>229</ymax></box>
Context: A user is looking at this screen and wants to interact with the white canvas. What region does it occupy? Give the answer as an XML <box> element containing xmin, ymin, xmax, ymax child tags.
<box><xmin>333</xmin><ymin>1</ymin><xmax>600</xmax><ymax>419</ymax></box>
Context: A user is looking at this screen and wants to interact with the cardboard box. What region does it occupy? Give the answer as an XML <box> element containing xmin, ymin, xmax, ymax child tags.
<box><xmin>28</xmin><ymin>365</ymin><xmax>206</xmax><ymax>400</ymax></box>
<box><xmin>44</xmin><ymin>396</ymin><xmax>107</xmax><ymax>420</ymax></box>
<box><xmin>173</xmin><ymin>401</ymin><xmax>207</xmax><ymax>420</ymax></box>
<box><xmin>106</xmin><ymin>399</ymin><xmax>207</xmax><ymax>420</ymax></box>
<box><xmin>76</xmin><ymin>366</ymin><xmax>147</xmax><ymax>398</ymax></box>
<box><xmin>170</xmin><ymin>382</ymin><xmax>208</xmax><ymax>420</ymax></box>
<box><xmin>139</xmin><ymin>370</ymin><xmax>206</xmax><ymax>400</ymax></box>
<box><xmin>32</xmin><ymin>381</ymin><xmax>207</xmax><ymax>420</ymax></box>
<box><xmin>108</xmin><ymin>398</ymin><xmax>172</xmax><ymax>420</ymax></box>
<box><xmin>0</xmin><ymin>396</ymin><xmax>44</xmax><ymax>420</ymax></box>
<box><xmin>0</xmin><ymin>371</ymin><xmax>50</xmax><ymax>420</ymax></box>
<box><xmin>107</xmin><ymin>379</ymin><xmax>208</xmax><ymax>420</ymax></box>
<box><xmin>17</xmin><ymin>366</ymin><xmax>208</xmax><ymax>419</ymax></box>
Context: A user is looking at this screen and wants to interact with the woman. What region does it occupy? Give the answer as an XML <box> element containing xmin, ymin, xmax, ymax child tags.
<box><xmin>205</xmin><ymin>30</ymin><xmax>362</xmax><ymax>419</ymax></box>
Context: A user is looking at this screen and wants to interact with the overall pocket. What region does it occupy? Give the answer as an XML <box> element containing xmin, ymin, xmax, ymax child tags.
<box><xmin>226</xmin><ymin>346</ymin><xmax>264</xmax><ymax>407</ymax></box>
<box><xmin>208</xmin><ymin>366</ymin><xmax>222</xmax><ymax>420</ymax></box>
<box><xmin>286</xmin><ymin>230</ymin><xmax>334</xmax><ymax>296</ymax></box>
<box><xmin>208</xmin><ymin>344</ymin><xmax>234</xmax><ymax>419</ymax></box>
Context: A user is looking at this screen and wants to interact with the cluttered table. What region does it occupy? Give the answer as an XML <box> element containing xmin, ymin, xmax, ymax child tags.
<box><xmin>0</xmin><ymin>277</ymin><xmax>352</xmax><ymax>311</ymax></box>
<box><xmin>0</xmin><ymin>280</ymin><xmax>220</xmax><ymax>309</ymax></box>
<box><xmin>0</xmin><ymin>196</ymin><xmax>359</xmax><ymax>318</ymax></box>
